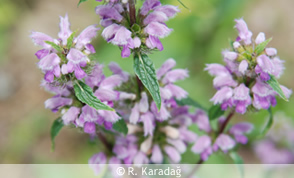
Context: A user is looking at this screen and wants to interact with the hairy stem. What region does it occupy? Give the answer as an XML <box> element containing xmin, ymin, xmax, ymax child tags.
<box><xmin>218</xmin><ymin>110</ymin><xmax>235</xmax><ymax>134</ymax></box>
<box><xmin>97</xmin><ymin>132</ymin><xmax>112</xmax><ymax>151</ymax></box>
<box><xmin>129</xmin><ymin>0</ymin><xmax>136</xmax><ymax>26</ymax></box>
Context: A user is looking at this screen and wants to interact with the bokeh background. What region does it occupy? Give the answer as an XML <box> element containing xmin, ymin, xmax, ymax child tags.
<box><xmin>0</xmin><ymin>0</ymin><xmax>294</xmax><ymax>164</ymax></box>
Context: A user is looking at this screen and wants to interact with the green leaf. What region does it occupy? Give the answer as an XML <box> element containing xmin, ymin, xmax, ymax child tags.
<box><xmin>73</xmin><ymin>80</ymin><xmax>114</xmax><ymax>111</ymax></box>
<box><xmin>66</xmin><ymin>31</ymin><xmax>77</xmax><ymax>49</ymax></box>
<box><xmin>230</xmin><ymin>152</ymin><xmax>244</xmax><ymax>178</ymax></box>
<box><xmin>208</xmin><ymin>105</ymin><xmax>224</xmax><ymax>120</ymax></box>
<box><xmin>133</xmin><ymin>53</ymin><xmax>161</xmax><ymax>110</ymax></box>
<box><xmin>260</xmin><ymin>107</ymin><xmax>274</xmax><ymax>136</ymax></box>
<box><xmin>78</xmin><ymin>0</ymin><xmax>88</xmax><ymax>7</ymax></box>
<box><xmin>175</xmin><ymin>97</ymin><xmax>207</xmax><ymax>111</ymax></box>
<box><xmin>254</xmin><ymin>38</ymin><xmax>272</xmax><ymax>55</ymax></box>
<box><xmin>45</xmin><ymin>41</ymin><xmax>62</xmax><ymax>52</ymax></box>
<box><xmin>50</xmin><ymin>117</ymin><xmax>64</xmax><ymax>151</ymax></box>
<box><xmin>112</xmin><ymin>119</ymin><xmax>128</xmax><ymax>135</ymax></box>
<box><xmin>267</xmin><ymin>74</ymin><xmax>288</xmax><ymax>101</ymax></box>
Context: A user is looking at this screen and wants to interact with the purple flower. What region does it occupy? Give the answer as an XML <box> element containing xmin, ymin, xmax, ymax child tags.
<box><xmin>133</xmin><ymin>151</ymin><xmax>149</xmax><ymax>165</ymax></box>
<box><xmin>146</xmin><ymin>35</ymin><xmax>164</xmax><ymax>51</ymax></box>
<box><xmin>210</xmin><ymin>86</ymin><xmax>233</xmax><ymax>105</ymax></box>
<box><xmin>44</xmin><ymin>97</ymin><xmax>72</xmax><ymax>112</ymax></box>
<box><xmin>157</xmin><ymin>58</ymin><xmax>176</xmax><ymax>79</ymax></box>
<box><xmin>75</xmin><ymin>25</ymin><xmax>99</xmax><ymax>49</ymax></box>
<box><xmin>141</xmin><ymin>112</ymin><xmax>155</xmax><ymax>136</ymax></box>
<box><xmin>206</xmin><ymin>18</ymin><xmax>291</xmax><ymax>114</ymax></box>
<box><xmin>151</xmin><ymin>144</ymin><xmax>163</xmax><ymax>163</ymax></box>
<box><xmin>255</xmin><ymin>32</ymin><xmax>265</xmax><ymax>44</ymax></box>
<box><xmin>30</xmin><ymin>31</ymin><xmax>54</xmax><ymax>49</ymax></box>
<box><xmin>192</xmin><ymin>110</ymin><xmax>211</xmax><ymax>133</ymax></box>
<box><xmin>95</xmin><ymin>5</ymin><xmax>123</xmax><ymax>24</ymax></box>
<box><xmin>234</xmin><ymin>18</ymin><xmax>252</xmax><ymax>45</ymax></box>
<box><xmin>140</xmin><ymin>0</ymin><xmax>161</xmax><ymax>16</ymax></box>
<box><xmin>67</xmin><ymin>48</ymin><xmax>89</xmax><ymax>80</ymax></box>
<box><xmin>164</xmin><ymin>146</ymin><xmax>181</xmax><ymax>163</ymax></box>
<box><xmin>230</xmin><ymin>122</ymin><xmax>253</xmax><ymax>144</ymax></box>
<box><xmin>31</xmin><ymin>15</ymin><xmax>99</xmax><ymax>83</ymax></box>
<box><xmin>58</xmin><ymin>14</ymin><xmax>72</xmax><ymax>45</ymax></box>
<box><xmin>144</xmin><ymin>22</ymin><xmax>172</xmax><ymax>38</ymax></box>
<box><xmin>233</xmin><ymin>84</ymin><xmax>251</xmax><ymax>114</ymax></box>
<box><xmin>96</xmin><ymin>0</ymin><xmax>178</xmax><ymax>56</ymax></box>
<box><xmin>213</xmin><ymin>134</ymin><xmax>236</xmax><ymax>152</ymax></box>
<box><xmin>191</xmin><ymin>135</ymin><xmax>212</xmax><ymax>161</ymax></box>
<box><xmin>154</xmin><ymin>5</ymin><xmax>180</xmax><ymax>18</ymax></box>
<box><xmin>256</xmin><ymin>55</ymin><xmax>275</xmax><ymax>81</ymax></box>
<box><xmin>89</xmin><ymin>152</ymin><xmax>107</xmax><ymax>176</ymax></box>
<box><xmin>222</xmin><ymin>51</ymin><xmax>238</xmax><ymax>61</ymax></box>
<box><xmin>62</xmin><ymin>107</ymin><xmax>80</xmax><ymax>125</ymax></box>
<box><xmin>108</xmin><ymin>62</ymin><xmax>129</xmax><ymax>82</ymax></box>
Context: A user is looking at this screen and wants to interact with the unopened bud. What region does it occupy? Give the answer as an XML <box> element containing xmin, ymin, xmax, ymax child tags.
<box><xmin>127</xmin><ymin>124</ymin><xmax>143</xmax><ymax>135</ymax></box>
<box><xmin>140</xmin><ymin>135</ymin><xmax>153</xmax><ymax>153</ymax></box>
<box><xmin>160</xmin><ymin>126</ymin><xmax>179</xmax><ymax>139</ymax></box>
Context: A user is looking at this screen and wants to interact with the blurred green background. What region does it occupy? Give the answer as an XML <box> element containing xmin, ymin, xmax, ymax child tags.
<box><xmin>0</xmin><ymin>0</ymin><xmax>293</xmax><ymax>164</ymax></box>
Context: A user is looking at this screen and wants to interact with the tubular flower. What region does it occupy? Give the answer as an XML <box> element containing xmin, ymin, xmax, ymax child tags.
<box><xmin>88</xmin><ymin>58</ymin><xmax>196</xmax><ymax>164</ymax></box>
<box><xmin>43</xmin><ymin>63</ymin><xmax>135</xmax><ymax>134</ymax></box>
<box><xmin>96</xmin><ymin>0</ymin><xmax>179</xmax><ymax>58</ymax></box>
<box><xmin>205</xmin><ymin>18</ymin><xmax>291</xmax><ymax>114</ymax></box>
<box><xmin>190</xmin><ymin>109</ymin><xmax>253</xmax><ymax>161</ymax></box>
<box><xmin>31</xmin><ymin>14</ymin><xmax>99</xmax><ymax>83</ymax></box>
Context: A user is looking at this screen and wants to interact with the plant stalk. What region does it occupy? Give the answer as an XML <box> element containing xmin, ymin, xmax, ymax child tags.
<box><xmin>129</xmin><ymin>0</ymin><xmax>136</xmax><ymax>26</ymax></box>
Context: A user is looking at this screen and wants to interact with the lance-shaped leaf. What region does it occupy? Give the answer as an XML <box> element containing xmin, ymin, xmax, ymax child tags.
<box><xmin>73</xmin><ymin>80</ymin><xmax>114</xmax><ymax>111</ymax></box>
<box><xmin>45</xmin><ymin>41</ymin><xmax>62</xmax><ymax>53</ymax></box>
<box><xmin>78</xmin><ymin>0</ymin><xmax>88</xmax><ymax>7</ymax></box>
<box><xmin>134</xmin><ymin>53</ymin><xmax>161</xmax><ymax>110</ymax></box>
<box><xmin>66</xmin><ymin>31</ymin><xmax>77</xmax><ymax>49</ymax></box>
<box><xmin>208</xmin><ymin>104</ymin><xmax>224</xmax><ymax>120</ymax></box>
<box><xmin>177</xmin><ymin>0</ymin><xmax>190</xmax><ymax>10</ymax></box>
<box><xmin>51</xmin><ymin>117</ymin><xmax>64</xmax><ymax>151</ymax></box>
<box><xmin>112</xmin><ymin>118</ymin><xmax>128</xmax><ymax>135</ymax></box>
<box><xmin>260</xmin><ymin>107</ymin><xmax>274</xmax><ymax>136</ymax></box>
<box><xmin>267</xmin><ymin>74</ymin><xmax>288</xmax><ymax>101</ymax></box>
<box><xmin>230</xmin><ymin>152</ymin><xmax>244</xmax><ymax>178</ymax></box>
<box><xmin>176</xmin><ymin>97</ymin><xmax>207</xmax><ymax>111</ymax></box>
<box><xmin>254</xmin><ymin>38</ymin><xmax>272</xmax><ymax>55</ymax></box>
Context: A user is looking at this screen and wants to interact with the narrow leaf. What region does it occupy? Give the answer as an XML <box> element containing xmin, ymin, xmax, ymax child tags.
<box><xmin>112</xmin><ymin>119</ymin><xmax>128</xmax><ymax>135</ymax></box>
<box><xmin>267</xmin><ymin>75</ymin><xmax>288</xmax><ymax>101</ymax></box>
<box><xmin>254</xmin><ymin>38</ymin><xmax>272</xmax><ymax>55</ymax></box>
<box><xmin>45</xmin><ymin>41</ymin><xmax>62</xmax><ymax>52</ymax></box>
<box><xmin>78</xmin><ymin>0</ymin><xmax>88</xmax><ymax>7</ymax></box>
<box><xmin>66</xmin><ymin>31</ymin><xmax>77</xmax><ymax>49</ymax></box>
<box><xmin>260</xmin><ymin>107</ymin><xmax>274</xmax><ymax>136</ymax></box>
<box><xmin>133</xmin><ymin>53</ymin><xmax>161</xmax><ymax>110</ymax></box>
<box><xmin>208</xmin><ymin>105</ymin><xmax>224</xmax><ymax>120</ymax></box>
<box><xmin>176</xmin><ymin>97</ymin><xmax>207</xmax><ymax>111</ymax></box>
<box><xmin>51</xmin><ymin>117</ymin><xmax>64</xmax><ymax>151</ymax></box>
<box><xmin>73</xmin><ymin>80</ymin><xmax>114</xmax><ymax>111</ymax></box>
<box><xmin>177</xmin><ymin>0</ymin><xmax>190</xmax><ymax>10</ymax></box>
<box><xmin>230</xmin><ymin>152</ymin><xmax>244</xmax><ymax>178</ymax></box>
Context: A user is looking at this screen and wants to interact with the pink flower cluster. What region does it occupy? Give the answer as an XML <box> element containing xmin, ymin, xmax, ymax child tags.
<box><xmin>190</xmin><ymin>110</ymin><xmax>253</xmax><ymax>161</ymax></box>
<box><xmin>31</xmin><ymin>15</ymin><xmax>99</xmax><ymax>83</ymax></box>
<box><xmin>43</xmin><ymin>62</ymin><xmax>135</xmax><ymax>134</ymax></box>
<box><xmin>205</xmin><ymin>19</ymin><xmax>292</xmax><ymax>114</ymax></box>
<box><xmin>96</xmin><ymin>0</ymin><xmax>179</xmax><ymax>57</ymax></box>
<box><xmin>89</xmin><ymin>58</ymin><xmax>196</xmax><ymax>167</ymax></box>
